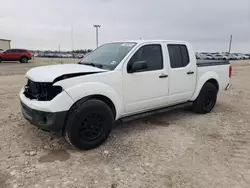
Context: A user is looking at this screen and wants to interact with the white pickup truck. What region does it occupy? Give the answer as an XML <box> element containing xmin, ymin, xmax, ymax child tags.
<box><xmin>20</xmin><ymin>40</ymin><xmax>232</xmax><ymax>150</ymax></box>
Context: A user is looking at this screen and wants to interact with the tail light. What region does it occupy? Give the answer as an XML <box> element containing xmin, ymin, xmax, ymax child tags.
<box><xmin>229</xmin><ymin>65</ymin><xmax>232</xmax><ymax>78</ymax></box>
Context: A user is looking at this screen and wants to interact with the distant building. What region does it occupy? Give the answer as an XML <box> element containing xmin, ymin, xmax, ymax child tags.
<box><xmin>0</xmin><ymin>39</ymin><xmax>11</xmax><ymax>51</ymax></box>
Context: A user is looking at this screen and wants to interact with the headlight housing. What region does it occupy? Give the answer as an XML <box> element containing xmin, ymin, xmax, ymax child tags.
<box><xmin>24</xmin><ymin>80</ymin><xmax>63</xmax><ymax>101</ymax></box>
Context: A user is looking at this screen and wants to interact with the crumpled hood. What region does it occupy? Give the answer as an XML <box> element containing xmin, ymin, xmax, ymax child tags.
<box><xmin>26</xmin><ymin>64</ymin><xmax>106</xmax><ymax>82</ymax></box>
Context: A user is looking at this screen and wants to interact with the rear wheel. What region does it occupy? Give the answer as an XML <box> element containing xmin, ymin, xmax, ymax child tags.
<box><xmin>193</xmin><ymin>82</ymin><xmax>218</xmax><ymax>114</ymax></box>
<box><xmin>64</xmin><ymin>99</ymin><xmax>114</xmax><ymax>150</ymax></box>
<box><xmin>0</xmin><ymin>58</ymin><xmax>2</xmax><ymax>63</ymax></box>
<box><xmin>20</xmin><ymin>56</ymin><xmax>28</xmax><ymax>63</ymax></box>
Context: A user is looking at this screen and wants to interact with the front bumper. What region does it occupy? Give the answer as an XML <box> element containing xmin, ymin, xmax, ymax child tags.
<box><xmin>225</xmin><ymin>83</ymin><xmax>232</xmax><ymax>91</ymax></box>
<box><xmin>21</xmin><ymin>101</ymin><xmax>67</xmax><ymax>132</ymax></box>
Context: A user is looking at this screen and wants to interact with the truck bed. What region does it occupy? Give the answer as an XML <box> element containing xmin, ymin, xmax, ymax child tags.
<box><xmin>197</xmin><ymin>60</ymin><xmax>230</xmax><ymax>67</ymax></box>
<box><xmin>195</xmin><ymin>59</ymin><xmax>230</xmax><ymax>94</ymax></box>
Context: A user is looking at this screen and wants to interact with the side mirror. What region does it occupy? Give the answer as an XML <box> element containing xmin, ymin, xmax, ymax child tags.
<box><xmin>128</xmin><ymin>61</ymin><xmax>148</xmax><ymax>73</ymax></box>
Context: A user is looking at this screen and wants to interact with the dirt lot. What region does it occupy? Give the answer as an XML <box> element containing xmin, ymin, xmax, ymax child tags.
<box><xmin>0</xmin><ymin>58</ymin><xmax>250</xmax><ymax>188</ymax></box>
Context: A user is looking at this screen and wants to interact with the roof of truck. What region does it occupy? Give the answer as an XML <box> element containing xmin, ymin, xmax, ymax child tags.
<box><xmin>113</xmin><ymin>39</ymin><xmax>189</xmax><ymax>44</ymax></box>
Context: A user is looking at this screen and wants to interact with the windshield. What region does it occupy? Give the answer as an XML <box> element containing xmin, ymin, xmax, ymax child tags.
<box><xmin>79</xmin><ymin>42</ymin><xmax>136</xmax><ymax>70</ymax></box>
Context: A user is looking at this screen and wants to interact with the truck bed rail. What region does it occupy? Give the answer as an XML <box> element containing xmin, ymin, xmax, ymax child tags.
<box><xmin>197</xmin><ymin>60</ymin><xmax>230</xmax><ymax>67</ymax></box>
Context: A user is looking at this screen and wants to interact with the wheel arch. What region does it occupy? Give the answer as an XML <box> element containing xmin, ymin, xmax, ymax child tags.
<box><xmin>20</xmin><ymin>55</ymin><xmax>28</xmax><ymax>59</ymax></box>
<box><xmin>82</xmin><ymin>94</ymin><xmax>116</xmax><ymax>118</ymax></box>
<box><xmin>206</xmin><ymin>79</ymin><xmax>219</xmax><ymax>91</ymax></box>
<box><xmin>190</xmin><ymin>72</ymin><xmax>219</xmax><ymax>101</ymax></box>
<box><xmin>62</xmin><ymin>94</ymin><xmax>117</xmax><ymax>136</ymax></box>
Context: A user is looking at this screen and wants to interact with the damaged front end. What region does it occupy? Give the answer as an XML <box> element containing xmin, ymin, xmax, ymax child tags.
<box><xmin>24</xmin><ymin>79</ymin><xmax>62</xmax><ymax>101</ymax></box>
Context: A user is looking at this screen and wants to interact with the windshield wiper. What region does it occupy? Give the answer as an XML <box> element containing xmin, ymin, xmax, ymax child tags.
<box><xmin>82</xmin><ymin>62</ymin><xmax>96</xmax><ymax>67</ymax></box>
<box><xmin>79</xmin><ymin>62</ymin><xmax>103</xmax><ymax>68</ymax></box>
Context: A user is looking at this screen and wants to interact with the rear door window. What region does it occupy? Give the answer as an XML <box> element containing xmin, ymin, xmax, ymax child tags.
<box><xmin>180</xmin><ymin>45</ymin><xmax>190</xmax><ymax>67</ymax></box>
<box><xmin>168</xmin><ymin>44</ymin><xmax>190</xmax><ymax>68</ymax></box>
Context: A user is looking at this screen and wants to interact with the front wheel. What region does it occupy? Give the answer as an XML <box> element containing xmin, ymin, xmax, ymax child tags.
<box><xmin>64</xmin><ymin>99</ymin><xmax>114</xmax><ymax>150</ymax></box>
<box><xmin>193</xmin><ymin>82</ymin><xmax>218</xmax><ymax>114</ymax></box>
<box><xmin>0</xmin><ymin>57</ymin><xmax>2</xmax><ymax>63</ymax></box>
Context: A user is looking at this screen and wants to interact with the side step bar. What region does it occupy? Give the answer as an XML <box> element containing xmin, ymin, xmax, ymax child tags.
<box><xmin>119</xmin><ymin>102</ymin><xmax>192</xmax><ymax>123</ymax></box>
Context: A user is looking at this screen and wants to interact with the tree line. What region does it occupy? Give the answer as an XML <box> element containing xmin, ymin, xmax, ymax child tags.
<box><xmin>71</xmin><ymin>49</ymin><xmax>92</xmax><ymax>54</ymax></box>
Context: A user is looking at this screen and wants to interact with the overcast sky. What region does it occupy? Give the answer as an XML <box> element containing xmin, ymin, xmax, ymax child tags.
<box><xmin>0</xmin><ymin>0</ymin><xmax>249</xmax><ymax>52</ymax></box>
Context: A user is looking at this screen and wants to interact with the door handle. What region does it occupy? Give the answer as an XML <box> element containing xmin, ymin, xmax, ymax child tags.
<box><xmin>159</xmin><ymin>74</ymin><xmax>168</xmax><ymax>78</ymax></box>
<box><xmin>187</xmin><ymin>71</ymin><xmax>194</xmax><ymax>75</ymax></box>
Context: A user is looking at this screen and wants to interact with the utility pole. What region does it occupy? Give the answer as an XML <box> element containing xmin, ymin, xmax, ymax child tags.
<box><xmin>93</xmin><ymin>24</ymin><xmax>101</xmax><ymax>48</ymax></box>
<box><xmin>71</xmin><ymin>25</ymin><xmax>75</xmax><ymax>63</ymax></box>
<box><xmin>228</xmin><ymin>35</ymin><xmax>233</xmax><ymax>54</ymax></box>
<box><xmin>71</xmin><ymin>25</ymin><xmax>75</xmax><ymax>52</ymax></box>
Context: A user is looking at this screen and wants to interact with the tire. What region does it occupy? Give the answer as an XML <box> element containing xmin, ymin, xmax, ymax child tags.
<box><xmin>20</xmin><ymin>56</ymin><xmax>28</xmax><ymax>63</ymax></box>
<box><xmin>0</xmin><ymin>58</ymin><xmax>2</xmax><ymax>63</ymax></box>
<box><xmin>193</xmin><ymin>82</ymin><xmax>218</xmax><ymax>114</ymax></box>
<box><xmin>64</xmin><ymin>99</ymin><xmax>114</xmax><ymax>150</ymax></box>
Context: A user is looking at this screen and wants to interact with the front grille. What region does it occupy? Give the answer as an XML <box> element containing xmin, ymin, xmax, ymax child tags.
<box><xmin>24</xmin><ymin>80</ymin><xmax>54</xmax><ymax>101</ymax></box>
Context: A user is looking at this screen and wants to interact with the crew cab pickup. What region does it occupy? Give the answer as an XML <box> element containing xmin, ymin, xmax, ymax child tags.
<box><xmin>19</xmin><ymin>40</ymin><xmax>232</xmax><ymax>150</ymax></box>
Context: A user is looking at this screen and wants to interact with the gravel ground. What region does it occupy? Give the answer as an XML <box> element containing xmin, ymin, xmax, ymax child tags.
<box><xmin>0</xmin><ymin>59</ymin><xmax>250</xmax><ymax>188</ymax></box>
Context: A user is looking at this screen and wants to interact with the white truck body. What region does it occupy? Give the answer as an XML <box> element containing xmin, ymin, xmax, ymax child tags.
<box><xmin>19</xmin><ymin>40</ymin><xmax>232</xmax><ymax>149</ymax></box>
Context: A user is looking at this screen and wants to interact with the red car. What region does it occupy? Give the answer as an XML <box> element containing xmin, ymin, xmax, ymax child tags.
<box><xmin>0</xmin><ymin>49</ymin><xmax>32</xmax><ymax>63</ymax></box>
